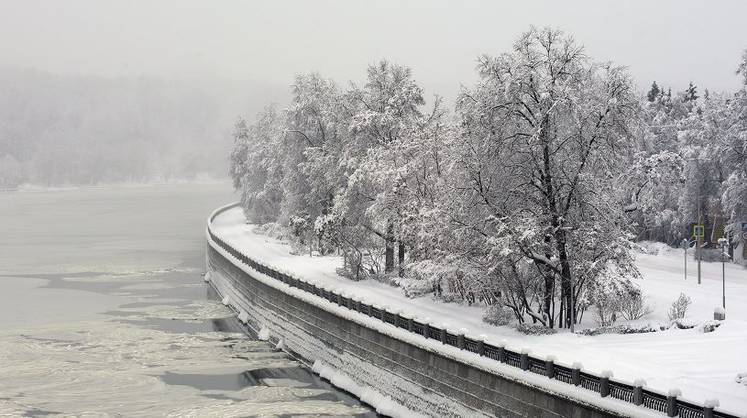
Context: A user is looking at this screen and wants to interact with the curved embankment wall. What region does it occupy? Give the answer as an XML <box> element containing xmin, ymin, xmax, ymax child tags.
<box><xmin>205</xmin><ymin>203</ymin><xmax>733</xmax><ymax>418</ymax></box>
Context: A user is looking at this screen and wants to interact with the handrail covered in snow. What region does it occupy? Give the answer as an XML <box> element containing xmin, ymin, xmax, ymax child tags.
<box><xmin>207</xmin><ymin>203</ymin><xmax>738</xmax><ymax>418</ymax></box>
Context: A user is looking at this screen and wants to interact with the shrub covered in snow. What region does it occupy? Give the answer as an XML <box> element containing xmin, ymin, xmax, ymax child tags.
<box><xmin>398</xmin><ymin>278</ymin><xmax>434</xmax><ymax>298</ymax></box>
<box><xmin>589</xmin><ymin>279</ymin><xmax>648</xmax><ymax>327</ymax></box>
<box><xmin>667</xmin><ymin>292</ymin><xmax>692</xmax><ymax>321</ymax></box>
<box><xmin>482</xmin><ymin>305</ymin><xmax>514</xmax><ymax>326</ymax></box>
<box><xmin>636</xmin><ymin>241</ymin><xmax>673</xmax><ymax>255</ymax></box>
<box><xmin>579</xmin><ymin>324</ymin><xmax>657</xmax><ymax>336</ymax></box>
<box><xmin>700</xmin><ymin>320</ymin><xmax>722</xmax><ymax>333</ymax></box>
<box><xmin>671</xmin><ymin>318</ymin><xmax>696</xmax><ymax>329</ymax></box>
<box><xmin>254</xmin><ymin>222</ymin><xmax>290</xmax><ymax>241</ymax></box>
<box><xmin>618</xmin><ymin>288</ymin><xmax>653</xmax><ymax>321</ymax></box>
<box><xmin>515</xmin><ymin>324</ymin><xmax>557</xmax><ymax>335</ymax></box>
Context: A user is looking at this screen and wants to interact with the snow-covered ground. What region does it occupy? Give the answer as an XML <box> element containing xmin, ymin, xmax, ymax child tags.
<box><xmin>212</xmin><ymin>206</ymin><xmax>747</xmax><ymax>413</ymax></box>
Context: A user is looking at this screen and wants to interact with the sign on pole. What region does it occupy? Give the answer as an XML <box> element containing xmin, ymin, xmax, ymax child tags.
<box><xmin>693</xmin><ymin>224</ymin><xmax>705</xmax><ymax>238</ymax></box>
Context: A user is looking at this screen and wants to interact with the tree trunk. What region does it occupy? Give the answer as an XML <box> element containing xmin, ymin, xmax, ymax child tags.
<box><xmin>539</xmin><ymin>114</ymin><xmax>565</xmax><ymax>328</ymax></box>
<box><xmin>385</xmin><ymin>222</ymin><xmax>395</xmax><ymax>273</ymax></box>
<box><xmin>398</xmin><ymin>240</ymin><xmax>405</xmax><ymax>277</ymax></box>
<box><xmin>543</xmin><ymin>235</ymin><xmax>555</xmax><ymax>327</ymax></box>
<box><xmin>554</xmin><ymin>228</ymin><xmax>574</xmax><ymax>329</ymax></box>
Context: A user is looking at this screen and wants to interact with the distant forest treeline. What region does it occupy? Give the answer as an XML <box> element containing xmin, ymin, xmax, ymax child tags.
<box><xmin>0</xmin><ymin>69</ymin><xmax>287</xmax><ymax>187</ymax></box>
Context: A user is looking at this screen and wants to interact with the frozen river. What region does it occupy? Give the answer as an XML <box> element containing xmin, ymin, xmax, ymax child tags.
<box><xmin>0</xmin><ymin>183</ymin><xmax>374</xmax><ymax>417</ymax></box>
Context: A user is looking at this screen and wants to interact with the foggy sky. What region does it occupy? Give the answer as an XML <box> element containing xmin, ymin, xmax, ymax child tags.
<box><xmin>2</xmin><ymin>0</ymin><xmax>746</xmax><ymax>99</ymax></box>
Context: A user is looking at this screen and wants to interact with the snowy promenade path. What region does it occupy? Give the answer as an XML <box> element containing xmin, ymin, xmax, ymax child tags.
<box><xmin>212</xmin><ymin>206</ymin><xmax>747</xmax><ymax>414</ymax></box>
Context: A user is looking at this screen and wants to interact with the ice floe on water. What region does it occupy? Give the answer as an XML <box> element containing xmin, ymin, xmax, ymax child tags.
<box><xmin>0</xmin><ymin>318</ymin><xmax>370</xmax><ymax>417</ymax></box>
<box><xmin>0</xmin><ymin>292</ymin><xmax>371</xmax><ymax>417</ymax></box>
<box><xmin>114</xmin><ymin>299</ymin><xmax>234</xmax><ymax>322</ymax></box>
<box><xmin>0</xmin><ymin>184</ymin><xmax>375</xmax><ymax>417</ymax></box>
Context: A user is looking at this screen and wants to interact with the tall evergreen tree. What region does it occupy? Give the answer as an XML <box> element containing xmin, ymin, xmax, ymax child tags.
<box><xmin>684</xmin><ymin>82</ymin><xmax>699</xmax><ymax>102</ymax></box>
<box><xmin>647</xmin><ymin>81</ymin><xmax>661</xmax><ymax>102</ymax></box>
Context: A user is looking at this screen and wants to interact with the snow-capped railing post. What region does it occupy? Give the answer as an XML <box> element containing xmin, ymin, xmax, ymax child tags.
<box><xmin>666</xmin><ymin>389</ymin><xmax>681</xmax><ymax>417</ymax></box>
<box><xmin>633</xmin><ymin>379</ymin><xmax>646</xmax><ymax>406</ymax></box>
<box><xmin>497</xmin><ymin>341</ymin><xmax>507</xmax><ymax>363</ymax></box>
<box><xmin>374</xmin><ymin>304</ymin><xmax>381</xmax><ymax>319</ymax></box>
<box><xmin>703</xmin><ymin>399</ymin><xmax>719</xmax><ymax>418</ymax></box>
<box><xmin>405</xmin><ymin>315</ymin><xmax>414</xmax><ymax>332</ymax></box>
<box><xmin>439</xmin><ymin>326</ymin><xmax>447</xmax><ymax>344</ymax></box>
<box><xmin>456</xmin><ymin>330</ymin><xmax>465</xmax><ymax>349</ymax></box>
<box><xmin>600</xmin><ymin>371</ymin><xmax>613</xmax><ymax>398</ymax></box>
<box><xmin>545</xmin><ymin>355</ymin><xmax>556</xmax><ymax>379</ymax></box>
<box><xmin>476</xmin><ymin>335</ymin><xmax>486</xmax><ymax>356</ymax></box>
<box><xmin>520</xmin><ymin>348</ymin><xmax>530</xmax><ymax>371</ymax></box>
<box><xmin>392</xmin><ymin>309</ymin><xmax>402</xmax><ymax>328</ymax></box>
<box><xmin>571</xmin><ymin>363</ymin><xmax>582</xmax><ymax>386</ymax></box>
<box><xmin>423</xmin><ymin>322</ymin><xmax>431</xmax><ymax>339</ymax></box>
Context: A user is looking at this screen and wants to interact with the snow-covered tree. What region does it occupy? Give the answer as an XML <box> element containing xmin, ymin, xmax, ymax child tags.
<box><xmin>439</xmin><ymin>27</ymin><xmax>640</xmax><ymax>328</ymax></box>
<box><xmin>229</xmin><ymin>106</ymin><xmax>285</xmax><ymax>223</ymax></box>
<box><xmin>361</xmin><ymin>95</ymin><xmax>450</xmax><ymax>277</ymax></box>
<box><xmin>718</xmin><ymin>52</ymin><xmax>747</xmax><ymax>250</ymax></box>
<box><xmin>335</xmin><ymin>60</ymin><xmax>426</xmax><ymax>275</ymax></box>
<box><xmin>228</xmin><ymin>31</ymin><xmax>747</xmax><ymax>332</ymax></box>
<box><xmin>280</xmin><ymin>73</ymin><xmax>344</xmax><ymax>249</ymax></box>
<box><xmin>647</xmin><ymin>81</ymin><xmax>661</xmax><ymax>102</ymax></box>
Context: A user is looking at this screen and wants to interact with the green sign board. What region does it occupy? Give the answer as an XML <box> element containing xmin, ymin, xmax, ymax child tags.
<box><xmin>693</xmin><ymin>224</ymin><xmax>705</xmax><ymax>238</ymax></box>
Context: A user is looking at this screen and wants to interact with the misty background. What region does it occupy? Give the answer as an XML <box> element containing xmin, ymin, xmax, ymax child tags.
<box><xmin>1</xmin><ymin>0</ymin><xmax>746</xmax><ymax>187</ymax></box>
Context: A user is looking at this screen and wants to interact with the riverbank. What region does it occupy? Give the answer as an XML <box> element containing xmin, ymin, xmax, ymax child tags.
<box><xmin>211</xmin><ymin>205</ymin><xmax>747</xmax><ymax>414</ymax></box>
<box><xmin>207</xmin><ymin>222</ymin><xmax>634</xmax><ymax>417</ymax></box>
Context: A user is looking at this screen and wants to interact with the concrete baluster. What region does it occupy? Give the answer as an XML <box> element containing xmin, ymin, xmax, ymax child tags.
<box><xmin>600</xmin><ymin>371</ymin><xmax>613</xmax><ymax>397</ymax></box>
<box><xmin>666</xmin><ymin>388</ymin><xmax>681</xmax><ymax>417</ymax></box>
<box><xmin>497</xmin><ymin>341</ymin><xmax>507</xmax><ymax>363</ymax></box>
<box><xmin>456</xmin><ymin>329</ymin><xmax>466</xmax><ymax>349</ymax></box>
<box><xmin>545</xmin><ymin>355</ymin><xmax>556</xmax><ymax>379</ymax></box>
<box><xmin>633</xmin><ymin>379</ymin><xmax>646</xmax><ymax>406</ymax></box>
<box><xmin>571</xmin><ymin>362</ymin><xmax>583</xmax><ymax>386</ymax></box>
<box><xmin>703</xmin><ymin>398</ymin><xmax>719</xmax><ymax>418</ymax></box>
<box><xmin>476</xmin><ymin>334</ymin><xmax>486</xmax><ymax>356</ymax></box>
<box><xmin>520</xmin><ymin>348</ymin><xmax>530</xmax><ymax>371</ymax></box>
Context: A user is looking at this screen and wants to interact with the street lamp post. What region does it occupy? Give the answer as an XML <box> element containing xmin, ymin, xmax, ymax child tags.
<box><xmin>682</xmin><ymin>238</ymin><xmax>689</xmax><ymax>280</ymax></box>
<box><xmin>697</xmin><ymin>231</ymin><xmax>702</xmax><ymax>285</ymax></box>
<box><xmin>718</xmin><ymin>238</ymin><xmax>729</xmax><ymax>310</ymax></box>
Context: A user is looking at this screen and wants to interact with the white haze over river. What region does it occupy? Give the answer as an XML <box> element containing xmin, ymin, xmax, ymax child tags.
<box><xmin>0</xmin><ymin>183</ymin><xmax>374</xmax><ymax>417</ymax></box>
